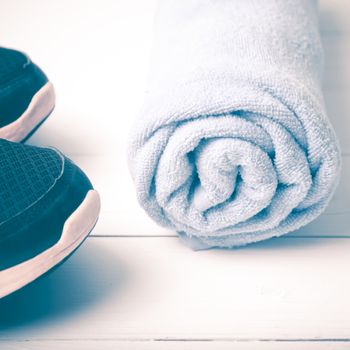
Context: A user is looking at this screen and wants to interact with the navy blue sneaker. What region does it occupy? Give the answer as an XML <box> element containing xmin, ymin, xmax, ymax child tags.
<box><xmin>0</xmin><ymin>139</ymin><xmax>100</xmax><ymax>298</ymax></box>
<box><xmin>0</xmin><ymin>47</ymin><xmax>55</xmax><ymax>142</ymax></box>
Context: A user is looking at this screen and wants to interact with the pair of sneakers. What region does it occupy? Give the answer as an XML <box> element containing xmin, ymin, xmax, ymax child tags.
<box><xmin>0</xmin><ymin>47</ymin><xmax>101</xmax><ymax>299</ymax></box>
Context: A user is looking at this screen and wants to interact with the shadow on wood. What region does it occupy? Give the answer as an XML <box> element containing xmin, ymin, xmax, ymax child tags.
<box><xmin>0</xmin><ymin>238</ymin><xmax>126</xmax><ymax>331</ymax></box>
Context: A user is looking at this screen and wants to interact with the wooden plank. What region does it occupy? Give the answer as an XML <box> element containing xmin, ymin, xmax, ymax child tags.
<box><xmin>1</xmin><ymin>237</ymin><xmax>350</xmax><ymax>341</ymax></box>
<box><xmin>319</xmin><ymin>0</ymin><xmax>350</xmax><ymax>36</ymax></box>
<box><xmin>323</xmin><ymin>90</ymin><xmax>350</xmax><ymax>154</ymax></box>
<box><xmin>323</xmin><ymin>36</ymin><xmax>350</xmax><ymax>90</ymax></box>
<box><xmin>0</xmin><ymin>0</ymin><xmax>157</xmax><ymax>156</ymax></box>
<box><xmin>2</xmin><ymin>340</ymin><xmax>350</xmax><ymax>350</ymax></box>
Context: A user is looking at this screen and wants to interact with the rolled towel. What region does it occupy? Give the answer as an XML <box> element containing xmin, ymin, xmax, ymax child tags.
<box><xmin>128</xmin><ymin>0</ymin><xmax>341</xmax><ymax>249</ymax></box>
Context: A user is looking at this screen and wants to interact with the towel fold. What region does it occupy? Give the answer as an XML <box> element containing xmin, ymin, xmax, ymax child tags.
<box><xmin>128</xmin><ymin>0</ymin><xmax>341</xmax><ymax>249</ymax></box>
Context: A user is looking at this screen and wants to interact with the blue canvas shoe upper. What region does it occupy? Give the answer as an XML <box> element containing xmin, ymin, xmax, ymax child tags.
<box><xmin>0</xmin><ymin>139</ymin><xmax>93</xmax><ymax>270</ymax></box>
<box><xmin>0</xmin><ymin>47</ymin><xmax>48</xmax><ymax>128</ymax></box>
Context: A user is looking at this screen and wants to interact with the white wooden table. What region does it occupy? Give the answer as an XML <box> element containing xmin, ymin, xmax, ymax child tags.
<box><xmin>0</xmin><ymin>1</ymin><xmax>350</xmax><ymax>349</ymax></box>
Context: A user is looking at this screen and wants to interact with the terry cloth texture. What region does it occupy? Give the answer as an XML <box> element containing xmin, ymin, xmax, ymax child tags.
<box><xmin>128</xmin><ymin>0</ymin><xmax>341</xmax><ymax>249</ymax></box>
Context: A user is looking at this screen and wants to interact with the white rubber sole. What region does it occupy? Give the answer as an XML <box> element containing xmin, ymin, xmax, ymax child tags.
<box><xmin>0</xmin><ymin>190</ymin><xmax>101</xmax><ymax>299</ymax></box>
<box><xmin>0</xmin><ymin>81</ymin><xmax>55</xmax><ymax>142</ymax></box>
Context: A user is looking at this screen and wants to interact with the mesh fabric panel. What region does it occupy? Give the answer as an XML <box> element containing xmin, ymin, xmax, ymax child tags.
<box><xmin>0</xmin><ymin>140</ymin><xmax>63</xmax><ymax>224</ymax></box>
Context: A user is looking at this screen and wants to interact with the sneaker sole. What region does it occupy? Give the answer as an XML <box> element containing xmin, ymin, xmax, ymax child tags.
<box><xmin>0</xmin><ymin>81</ymin><xmax>55</xmax><ymax>142</ymax></box>
<box><xmin>0</xmin><ymin>189</ymin><xmax>101</xmax><ymax>299</ymax></box>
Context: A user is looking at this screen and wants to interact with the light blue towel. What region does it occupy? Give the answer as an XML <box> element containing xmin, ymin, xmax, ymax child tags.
<box><xmin>128</xmin><ymin>0</ymin><xmax>341</xmax><ymax>249</ymax></box>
